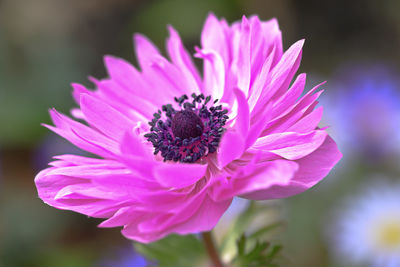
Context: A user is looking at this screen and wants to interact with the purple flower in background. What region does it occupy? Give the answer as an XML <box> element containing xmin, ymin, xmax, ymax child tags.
<box><xmin>34</xmin><ymin>133</ymin><xmax>85</xmax><ymax>171</ymax></box>
<box><xmin>96</xmin><ymin>246</ymin><xmax>148</xmax><ymax>267</ymax></box>
<box><xmin>321</xmin><ymin>64</ymin><xmax>400</xmax><ymax>160</ymax></box>
<box><xmin>35</xmin><ymin>14</ymin><xmax>341</xmax><ymax>243</ymax></box>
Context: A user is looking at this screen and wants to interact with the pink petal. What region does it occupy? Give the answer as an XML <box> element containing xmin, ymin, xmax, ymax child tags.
<box><xmin>217</xmin><ymin>130</ymin><xmax>245</xmax><ymax>168</ymax></box>
<box><xmin>35</xmin><ymin>167</ymin><xmax>86</xmax><ymax>206</ymax></box>
<box><xmin>147</xmin><ymin>55</ymin><xmax>191</xmax><ymax>96</ymax></box>
<box><xmin>133</xmin><ymin>33</ymin><xmax>161</xmax><ymax>70</ymax></box>
<box><xmin>120</xmin><ymin>129</ymin><xmax>152</xmax><ymax>158</ymax></box>
<box><xmin>54</xmin><ymin>184</ymin><xmax>125</xmax><ymax>201</ymax></box>
<box><xmin>252</xmin><ymin>40</ymin><xmax>304</xmax><ymax>117</ymax></box>
<box><xmin>71</xmin><ymin>83</ymin><xmax>91</xmax><ymax>104</ymax></box>
<box><xmin>35</xmin><ymin>167</ymin><xmax>129</xmax><ymax>218</ymax></box>
<box><xmin>271</xmin><ymin>73</ymin><xmax>306</xmax><ymax>118</ymax></box>
<box><xmin>232</xmin><ymin>16</ymin><xmax>251</xmax><ymax>97</ymax></box>
<box><xmin>37</xmin><ymin>160</ymin><xmax>138</xmax><ymax>216</ymax></box>
<box><xmin>45</xmin><ymin>164</ymin><xmax>130</xmax><ymax>179</ymax></box>
<box><xmin>201</xmin><ymin>13</ymin><xmax>230</xmax><ymax>66</ymax></box>
<box><xmin>169</xmin><ymin>194</ymin><xmax>232</xmax><ymax>234</ymax></box>
<box><xmin>166</xmin><ymin>25</ymin><xmax>202</xmax><ymax>93</ymax></box>
<box><xmin>276</xmin><ymin>81</ymin><xmax>325</xmax><ymax>121</ymax></box>
<box><xmin>80</xmin><ymin>94</ymin><xmax>135</xmax><ymax>141</ymax></box>
<box><xmin>261</xmin><ymin>18</ymin><xmax>283</xmax><ymax>66</ymax></box>
<box><xmin>211</xmin><ymin>159</ymin><xmax>299</xmax><ymax>201</ymax></box>
<box><xmin>234</xmin><ymin>88</ymin><xmax>250</xmax><ymax>137</ymax></box>
<box><xmin>194</xmin><ymin>48</ymin><xmax>225</xmax><ymax>101</ymax></box>
<box><xmin>288</xmin><ymin>106</ymin><xmax>323</xmax><ymax>133</ymax></box>
<box><xmin>292</xmin><ymin>135</ymin><xmax>342</xmax><ymax>187</ymax></box>
<box><xmin>102</xmin><ymin>56</ymin><xmax>169</xmax><ymax>108</ymax></box>
<box><xmin>248</xmin><ymin>16</ymin><xmax>265</xmax><ymax>83</ymax></box>
<box><xmin>272</xmin><ymin>50</ymin><xmax>303</xmax><ymax>101</ymax></box>
<box><xmin>253</xmin><ymin>130</ymin><xmax>328</xmax><ymax>160</ymax></box>
<box><xmin>152</xmin><ymin>163</ymin><xmax>207</xmax><ymax>188</ymax></box>
<box><xmin>90</xmin><ymin>78</ymin><xmax>156</xmax><ymax>120</ymax></box>
<box><xmin>121</xmin><ymin>155</ymin><xmax>157</xmax><ymax>180</ymax></box>
<box><xmin>267</xmin><ymin>39</ymin><xmax>303</xmax><ymax>96</ymax></box>
<box><xmin>47</xmin><ymin>109</ymin><xmax>119</xmax><ymax>158</ymax></box>
<box><xmin>245</xmin><ymin>102</ymin><xmax>273</xmax><ymax>149</ymax></box>
<box><xmin>58</xmin><ymin>198</ymin><xmax>130</xmax><ymax>218</ymax></box>
<box><xmin>263</xmin><ymin>82</ymin><xmax>325</xmax><ymax>135</ymax></box>
<box><xmin>240</xmin><ymin>180</ymin><xmax>307</xmax><ymax>200</ymax></box>
<box><xmin>70</xmin><ymin>108</ymin><xmax>85</xmax><ymax>120</ymax></box>
<box><xmin>99</xmin><ymin>207</ymin><xmax>145</xmax><ymax>228</ymax></box>
<box><xmin>103</xmin><ymin>55</ymin><xmax>139</xmax><ymax>85</ymax></box>
<box><xmin>120</xmin><ymin>187</ymin><xmax>212</xmax><ymax>242</ymax></box>
<box><xmin>242</xmin><ymin>135</ymin><xmax>341</xmax><ymax>200</ymax></box>
<box><xmin>136</xmin><ymin>192</ymin><xmax>207</xmax><ymax>233</ymax></box>
<box><xmin>136</xmin><ymin>179</ymin><xmax>218</xmax><ymax>234</ymax></box>
<box><xmin>122</xmin><ymin>221</ymin><xmax>165</xmax><ymax>244</ymax></box>
<box><xmin>54</xmin><ymin>154</ymin><xmax>115</xmax><ymax>166</ymax></box>
<box><xmin>247</xmin><ymin>48</ymin><xmax>275</xmax><ymax>112</ymax></box>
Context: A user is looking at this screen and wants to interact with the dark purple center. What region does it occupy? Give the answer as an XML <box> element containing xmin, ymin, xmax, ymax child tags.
<box><xmin>171</xmin><ymin>110</ymin><xmax>204</xmax><ymax>139</ymax></box>
<box><xmin>144</xmin><ymin>93</ymin><xmax>228</xmax><ymax>163</ymax></box>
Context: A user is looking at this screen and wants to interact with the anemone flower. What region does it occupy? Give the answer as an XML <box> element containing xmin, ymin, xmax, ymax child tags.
<box><xmin>35</xmin><ymin>14</ymin><xmax>341</xmax><ymax>244</ymax></box>
<box><xmin>328</xmin><ymin>179</ymin><xmax>400</xmax><ymax>267</ymax></box>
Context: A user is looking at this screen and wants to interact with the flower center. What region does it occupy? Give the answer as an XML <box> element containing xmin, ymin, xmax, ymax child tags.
<box><xmin>144</xmin><ymin>93</ymin><xmax>229</xmax><ymax>163</ymax></box>
<box><xmin>171</xmin><ymin>110</ymin><xmax>204</xmax><ymax>140</ymax></box>
<box><xmin>373</xmin><ymin>220</ymin><xmax>400</xmax><ymax>250</ymax></box>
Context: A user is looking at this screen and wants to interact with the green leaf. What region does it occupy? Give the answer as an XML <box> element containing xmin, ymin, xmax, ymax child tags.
<box><xmin>220</xmin><ymin>201</ymin><xmax>258</xmax><ymax>255</ymax></box>
<box><xmin>231</xmin><ymin>235</ymin><xmax>282</xmax><ymax>267</ymax></box>
<box><xmin>134</xmin><ymin>234</ymin><xmax>206</xmax><ymax>267</ymax></box>
<box><xmin>220</xmin><ymin>200</ymin><xmax>283</xmax><ymax>262</ymax></box>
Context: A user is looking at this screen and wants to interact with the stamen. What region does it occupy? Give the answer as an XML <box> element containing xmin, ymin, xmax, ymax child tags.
<box><xmin>144</xmin><ymin>93</ymin><xmax>229</xmax><ymax>163</ymax></box>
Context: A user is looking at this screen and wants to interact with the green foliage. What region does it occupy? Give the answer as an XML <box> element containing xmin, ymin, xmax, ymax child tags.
<box><xmin>232</xmin><ymin>234</ymin><xmax>282</xmax><ymax>267</ymax></box>
<box><xmin>127</xmin><ymin>0</ymin><xmax>241</xmax><ymax>48</ymax></box>
<box><xmin>219</xmin><ymin>201</ymin><xmax>284</xmax><ymax>263</ymax></box>
<box><xmin>226</xmin><ymin>202</ymin><xmax>283</xmax><ymax>266</ymax></box>
<box><xmin>134</xmin><ymin>234</ymin><xmax>207</xmax><ymax>267</ymax></box>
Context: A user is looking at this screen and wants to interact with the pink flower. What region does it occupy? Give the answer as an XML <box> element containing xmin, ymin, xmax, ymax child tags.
<box><xmin>35</xmin><ymin>14</ymin><xmax>341</xmax><ymax>243</ymax></box>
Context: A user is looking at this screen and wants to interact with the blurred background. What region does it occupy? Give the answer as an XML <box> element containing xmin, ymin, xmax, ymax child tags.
<box><xmin>1</xmin><ymin>0</ymin><xmax>400</xmax><ymax>266</ymax></box>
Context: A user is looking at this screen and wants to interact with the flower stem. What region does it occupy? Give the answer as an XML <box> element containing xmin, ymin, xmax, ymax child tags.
<box><xmin>202</xmin><ymin>231</ymin><xmax>224</xmax><ymax>267</ymax></box>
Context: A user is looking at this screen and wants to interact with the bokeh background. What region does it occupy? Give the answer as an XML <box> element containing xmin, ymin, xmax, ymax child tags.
<box><xmin>1</xmin><ymin>0</ymin><xmax>400</xmax><ymax>266</ymax></box>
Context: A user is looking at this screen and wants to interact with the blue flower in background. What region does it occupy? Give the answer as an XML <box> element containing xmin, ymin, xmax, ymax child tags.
<box><xmin>33</xmin><ymin>133</ymin><xmax>85</xmax><ymax>171</ymax></box>
<box><xmin>95</xmin><ymin>245</ymin><xmax>149</xmax><ymax>267</ymax></box>
<box><xmin>321</xmin><ymin>64</ymin><xmax>400</xmax><ymax>161</ymax></box>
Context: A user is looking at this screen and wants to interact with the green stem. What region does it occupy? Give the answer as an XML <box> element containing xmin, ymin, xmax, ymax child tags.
<box><xmin>202</xmin><ymin>231</ymin><xmax>224</xmax><ymax>267</ymax></box>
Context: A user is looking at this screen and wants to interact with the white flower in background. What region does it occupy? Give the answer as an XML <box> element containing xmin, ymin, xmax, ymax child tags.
<box><xmin>329</xmin><ymin>180</ymin><xmax>400</xmax><ymax>267</ymax></box>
